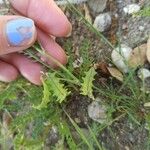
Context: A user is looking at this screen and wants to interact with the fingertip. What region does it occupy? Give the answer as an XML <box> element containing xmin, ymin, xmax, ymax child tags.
<box><xmin>38</xmin><ymin>29</ymin><xmax>68</xmax><ymax>68</ymax></box>
<box><xmin>64</xmin><ymin>22</ymin><xmax>72</xmax><ymax>37</ymax></box>
<box><xmin>1</xmin><ymin>53</ymin><xmax>43</xmax><ymax>85</ymax></box>
<box><xmin>0</xmin><ymin>60</ymin><xmax>19</xmax><ymax>82</ymax></box>
<box><xmin>4</xmin><ymin>68</ymin><xmax>18</xmax><ymax>82</ymax></box>
<box><xmin>47</xmin><ymin>49</ymin><xmax>68</xmax><ymax>69</ymax></box>
<box><xmin>22</xmin><ymin>63</ymin><xmax>43</xmax><ymax>85</ymax></box>
<box><xmin>0</xmin><ymin>16</ymin><xmax>37</xmax><ymax>55</ymax></box>
<box><xmin>14</xmin><ymin>55</ymin><xmax>43</xmax><ymax>85</ymax></box>
<box><xmin>9</xmin><ymin>0</ymin><xmax>72</xmax><ymax>37</ymax></box>
<box><xmin>54</xmin><ymin>19</ymin><xmax>72</xmax><ymax>37</ymax></box>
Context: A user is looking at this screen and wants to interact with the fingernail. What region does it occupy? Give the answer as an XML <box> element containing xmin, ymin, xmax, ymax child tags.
<box><xmin>6</xmin><ymin>18</ymin><xmax>36</xmax><ymax>47</ymax></box>
<box><xmin>66</xmin><ymin>31</ymin><xmax>72</xmax><ymax>37</ymax></box>
<box><xmin>66</xmin><ymin>24</ymin><xmax>72</xmax><ymax>37</ymax></box>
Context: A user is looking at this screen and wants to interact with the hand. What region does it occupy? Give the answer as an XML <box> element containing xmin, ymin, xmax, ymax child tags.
<box><xmin>0</xmin><ymin>0</ymin><xmax>72</xmax><ymax>85</ymax></box>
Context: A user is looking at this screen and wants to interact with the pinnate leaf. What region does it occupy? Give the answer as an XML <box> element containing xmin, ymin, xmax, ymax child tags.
<box><xmin>80</xmin><ymin>67</ymin><xmax>96</xmax><ymax>99</ymax></box>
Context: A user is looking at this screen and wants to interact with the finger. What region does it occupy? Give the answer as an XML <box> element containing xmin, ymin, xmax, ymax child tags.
<box><xmin>0</xmin><ymin>16</ymin><xmax>37</xmax><ymax>55</ymax></box>
<box><xmin>38</xmin><ymin>29</ymin><xmax>67</xmax><ymax>68</ymax></box>
<box><xmin>1</xmin><ymin>53</ymin><xmax>43</xmax><ymax>85</ymax></box>
<box><xmin>9</xmin><ymin>0</ymin><xmax>72</xmax><ymax>37</ymax></box>
<box><xmin>0</xmin><ymin>60</ymin><xmax>19</xmax><ymax>82</ymax></box>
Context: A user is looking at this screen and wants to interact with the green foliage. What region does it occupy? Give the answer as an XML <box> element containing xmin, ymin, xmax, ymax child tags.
<box><xmin>136</xmin><ymin>7</ymin><xmax>150</xmax><ymax>17</ymax></box>
<box><xmin>65</xmin><ymin>111</ymin><xmax>94</xmax><ymax>150</ymax></box>
<box><xmin>0</xmin><ymin>2</ymin><xmax>150</xmax><ymax>150</ymax></box>
<box><xmin>58</xmin><ymin>121</ymin><xmax>77</xmax><ymax>150</ymax></box>
<box><xmin>80</xmin><ymin>67</ymin><xmax>96</xmax><ymax>99</ymax></box>
<box><xmin>34</xmin><ymin>78</ymin><xmax>51</xmax><ymax>109</ymax></box>
<box><xmin>47</xmin><ymin>73</ymin><xmax>71</xmax><ymax>103</ymax></box>
<box><xmin>79</xmin><ymin>39</ymin><xmax>93</xmax><ymax>70</ymax></box>
<box><xmin>0</xmin><ymin>82</ymin><xmax>17</xmax><ymax>109</ymax></box>
<box><xmin>14</xmin><ymin>133</ymin><xmax>44</xmax><ymax>150</ymax></box>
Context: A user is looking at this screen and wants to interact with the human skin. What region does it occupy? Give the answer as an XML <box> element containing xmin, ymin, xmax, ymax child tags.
<box><xmin>0</xmin><ymin>0</ymin><xmax>72</xmax><ymax>85</ymax></box>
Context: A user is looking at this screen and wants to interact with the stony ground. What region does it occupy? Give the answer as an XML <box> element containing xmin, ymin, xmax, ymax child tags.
<box><xmin>57</xmin><ymin>0</ymin><xmax>150</xmax><ymax>149</ymax></box>
<box><xmin>0</xmin><ymin>0</ymin><xmax>150</xmax><ymax>149</ymax></box>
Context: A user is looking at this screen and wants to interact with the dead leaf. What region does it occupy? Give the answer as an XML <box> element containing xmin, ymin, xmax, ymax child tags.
<box><xmin>94</xmin><ymin>62</ymin><xmax>110</xmax><ymax>76</ymax></box>
<box><xmin>147</xmin><ymin>36</ymin><xmax>150</xmax><ymax>63</ymax></box>
<box><xmin>144</xmin><ymin>102</ymin><xmax>150</xmax><ymax>107</ymax></box>
<box><xmin>128</xmin><ymin>44</ymin><xmax>147</xmax><ymax>68</ymax></box>
<box><xmin>107</xmin><ymin>67</ymin><xmax>124</xmax><ymax>82</ymax></box>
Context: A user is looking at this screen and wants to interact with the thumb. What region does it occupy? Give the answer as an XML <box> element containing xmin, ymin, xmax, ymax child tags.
<box><xmin>0</xmin><ymin>16</ymin><xmax>37</xmax><ymax>55</ymax></box>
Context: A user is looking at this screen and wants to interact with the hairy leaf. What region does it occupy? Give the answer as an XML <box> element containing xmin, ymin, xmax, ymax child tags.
<box><xmin>0</xmin><ymin>83</ymin><xmax>17</xmax><ymax>109</ymax></box>
<box><xmin>47</xmin><ymin>73</ymin><xmax>70</xmax><ymax>103</ymax></box>
<box><xmin>34</xmin><ymin>79</ymin><xmax>51</xmax><ymax>109</ymax></box>
<box><xmin>80</xmin><ymin>67</ymin><xmax>96</xmax><ymax>99</ymax></box>
<box><xmin>14</xmin><ymin>133</ymin><xmax>43</xmax><ymax>150</ymax></box>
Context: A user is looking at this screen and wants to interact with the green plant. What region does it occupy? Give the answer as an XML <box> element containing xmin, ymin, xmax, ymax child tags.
<box><xmin>135</xmin><ymin>7</ymin><xmax>150</xmax><ymax>17</ymax></box>
<box><xmin>0</xmin><ymin>2</ymin><xmax>150</xmax><ymax>150</ymax></box>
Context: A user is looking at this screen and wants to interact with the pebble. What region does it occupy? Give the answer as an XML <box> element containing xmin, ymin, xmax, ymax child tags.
<box><xmin>88</xmin><ymin>0</ymin><xmax>107</xmax><ymax>13</ymax></box>
<box><xmin>111</xmin><ymin>44</ymin><xmax>132</xmax><ymax>73</ymax></box>
<box><xmin>139</xmin><ymin>26</ymin><xmax>145</xmax><ymax>31</ymax></box>
<box><xmin>46</xmin><ymin>126</ymin><xmax>59</xmax><ymax>146</ymax></box>
<box><xmin>55</xmin><ymin>0</ymin><xmax>87</xmax><ymax>5</ymax></box>
<box><xmin>94</xmin><ymin>13</ymin><xmax>112</xmax><ymax>32</ymax></box>
<box><xmin>137</xmin><ymin>68</ymin><xmax>150</xmax><ymax>80</ymax></box>
<box><xmin>122</xmin><ymin>23</ymin><xmax>128</xmax><ymax>30</ymax></box>
<box><xmin>123</xmin><ymin>4</ymin><xmax>140</xmax><ymax>15</ymax></box>
<box><xmin>72</xmin><ymin>57</ymin><xmax>83</xmax><ymax>68</ymax></box>
<box><xmin>88</xmin><ymin>101</ymin><xmax>107</xmax><ymax>123</ymax></box>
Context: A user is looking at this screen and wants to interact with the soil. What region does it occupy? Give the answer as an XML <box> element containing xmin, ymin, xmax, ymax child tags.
<box><xmin>57</xmin><ymin>0</ymin><xmax>150</xmax><ymax>149</ymax></box>
<box><xmin>1</xmin><ymin>0</ymin><xmax>150</xmax><ymax>149</ymax></box>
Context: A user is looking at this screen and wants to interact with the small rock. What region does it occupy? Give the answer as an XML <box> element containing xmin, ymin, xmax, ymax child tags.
<box><xmin>88</xmin><ymin>0</ymin><xmax>107</xmax><ymax>13</ymax></box>
<box><xmin>122</xmin><ymin>23</ymin><xmax>128</xmax><ymax>30</ymax></box>
<box><xmin>139</xmin><ymin>26</ymin><xmax>145</xmax><ymax>31</ymax></box>
<box><xmin>72</xmin><ymin>57</ymin><xmax>83</xmax><ymax>68</ymax></box>
<box><xmin>120</xmin><ymin>17</ymin><xmax>150</xmax><ymax>48</ymax></box>
<box><xmin>123</xmin><ymin>4</ymin><xmax>140</xmax><ymax>15</ymax></box>
<box><xmin>88</xmin><ymin>101</ymin><xmax>107</xmax><ymax>123</ymax></box>
<box><xmin>46</xmin><ymin>126</ymin><xmax>59</xmax><ymax>146</ymax></box>
<box><xmin>128</xmin><ymin>44</ymin><xmax>147</xmax><ymax>68</ymax></box>
<box><xmin>94</xmin><ymin>13</ymin><xmax>112</xmax><ymax>32</ymax></box>
<box><xmin>111</xmin><ymin>44</ymin><xmax>132</xmax><ymax>73</ymax></box>
<box><xmin>55</xmin><ymin>0</ymin><xmax>87</xmax><ymax>5</ymax></box>
<box><xmin>117</xmin><ymin>0</ymin><xmax>150</xmax><ymax>48</ymax></box>
<box><xmin>137</xmin><ymin>68</ymin><xmax>150</xmax><ymax>80</ymax></box>
<box><xmin>147</xmin><ymin>36</ymin><xmax>150</xmax><ymax>63</ymax></box>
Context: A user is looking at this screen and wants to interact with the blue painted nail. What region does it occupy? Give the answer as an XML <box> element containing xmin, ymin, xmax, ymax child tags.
<box><xmin>6</xmin><ymin>18</ymin><xmax>35</xmax><ymax>46</ymax></box>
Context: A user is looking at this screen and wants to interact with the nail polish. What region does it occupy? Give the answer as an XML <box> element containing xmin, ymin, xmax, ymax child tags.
<box><xmin>6</xmin><ymin>18</ymin><xmax>35</xmax><ymax>46</ymax></box>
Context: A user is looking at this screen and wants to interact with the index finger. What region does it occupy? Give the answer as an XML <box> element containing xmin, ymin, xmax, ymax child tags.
<box><xmin>9</xmin><ymin>0</ymin><xmax>72</xmax><ymax>37</ymax></box>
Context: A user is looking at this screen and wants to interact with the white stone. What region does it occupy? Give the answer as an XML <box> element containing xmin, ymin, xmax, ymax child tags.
<box><xmin>137</xmin><ymin>68</ymin><xmax>150</xmax><ymax>80</ymax></box>
<box><xmin>0</xmin><ymin>0</ymin><xmax>3</xmax><ymax>4</ymax></box>
<box><xmin>123</xmin><ymin>4</ymin><xmax>140</xmax><ymax>15</ymax></box>
<box><xmin>111</xmin><ymin>44</ymin><xmax>132</xmax><ymax>73</ymax></box>
<box><xmin>94</xmin><ymin>13</ymin><xmax>112</xmax><ymax>32</ymax></box>
<box><xmin>139</xmin><ymin>26</ymin><xmax>145</xmax><ymax>31</ymax></box>
<box><xmin>55</xmin><ymin>0</ymin><xmax>87</xmax><ymax>5</ymax></box>
<box><xmin>88</xmin><ymin>101</ymin><xmax>107</xmax><ymax>123</ymax></box>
